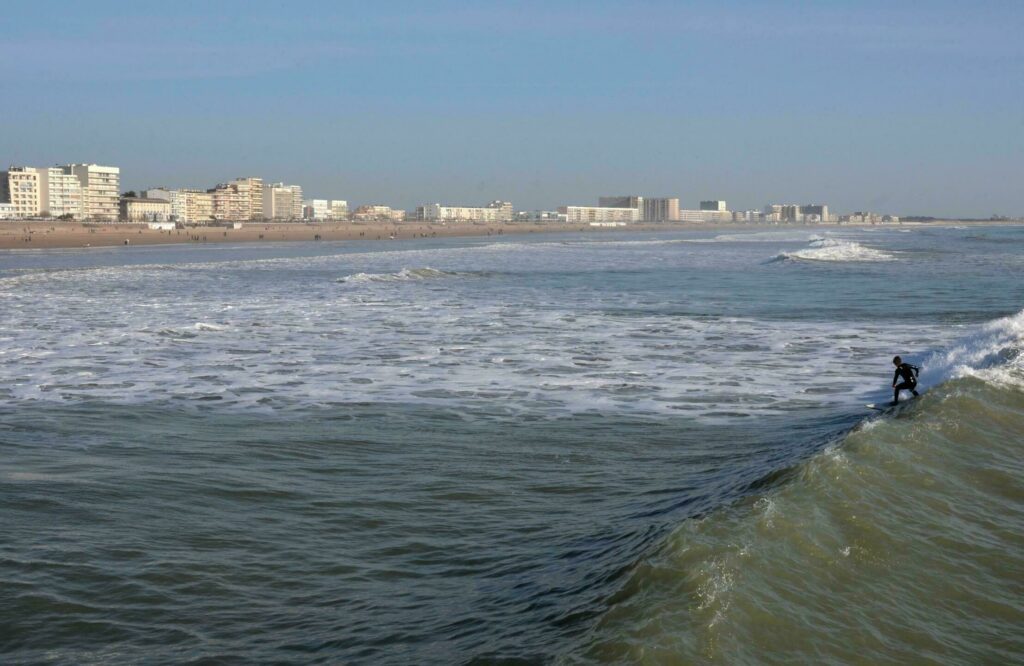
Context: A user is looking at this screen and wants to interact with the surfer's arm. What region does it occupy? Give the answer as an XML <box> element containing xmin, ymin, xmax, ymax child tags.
<box><xmin>892</xmin><ymin>368</ymin><xmax>899</xmax><ymax>386</ymax></box>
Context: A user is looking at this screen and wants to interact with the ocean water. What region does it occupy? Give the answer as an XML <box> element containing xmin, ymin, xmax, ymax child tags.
<box><xmin>1</xmin><ymin>225</ymin><xmax>1021</xmax><ymax>664</ymax></box>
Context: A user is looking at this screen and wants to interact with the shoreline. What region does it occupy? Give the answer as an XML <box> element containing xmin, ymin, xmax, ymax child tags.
<box><xmin>0</xmin><ymin>219</ymin><xmax>1018</xmax><ymax>251</ymax></box>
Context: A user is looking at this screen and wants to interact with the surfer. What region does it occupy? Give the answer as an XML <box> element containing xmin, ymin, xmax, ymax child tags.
<box><xmin>891</xmin><ymin>356</ymin><xmax>920</xmax><ymax>405</ymax></box>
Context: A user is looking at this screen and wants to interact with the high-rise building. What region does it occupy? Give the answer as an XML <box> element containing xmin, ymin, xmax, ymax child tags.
<box><xmin>39</xmin><ymin>167</ymin><xmax>85</xmax><ymax>219</ymax></box>
<box><xmin>262</xmin><ymin>183</ymin><xmax>303</xmax><ymax>220</ymax></box>
<box><xmin>68</xmin><ymin>164</ymin><xmax>120</xmax><ymax>221</ymax></box>
<box><xmin>642</xmin><ymin>197</ymin><xmax>680</xmax><ymax>222</ymax></box>
<box><xmin>799</xmin><ymin>204</ymin><xmax>831</xmax><ymax>222</ymax></box>
<box><xmin>304</xmin><ymin>199</ymin><xmax>331</xmax><ymax>220</ymax></box>
<box><xmin>1</xmin><ymin>167</ymin><xmax>42</xmax><ymax>218</ymax></box>
<box><xmin>182</xmin><ymin>189</ymin><xmax>214</xmax><ymax>223</ymax></box>
<box><xmin>329</xmin><ymin>200</ymin><xmax>348</xmax><ymax>219</ymax></box>
<box><xmin>598</xmin><ymin>195</ymin><xmax>680</xmax><ymax>221</ymax></box>
<box><xmin>231</xmin><ymin>177</ymin><xmax>263</xmax><ymax>220</ymax></box>
<box><xmin>700</xmin><ymin>200</ymin><xmax>727</xmax><ymax>212</ymax></box>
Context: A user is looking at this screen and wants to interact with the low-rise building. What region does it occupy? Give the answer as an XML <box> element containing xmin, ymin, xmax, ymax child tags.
<box><xmin>558</xmin><ymin>205</ymin><xmax>641</xmax><ymax>223</ymax></box>
<box><xmin>418</xmin><ymin>200</ymin><xmax>513</xmax><ymax>222</ymax></box>
<box><xmin>353</xmin><ymin>205</ymin><xmax>405</xmax><ymax>221</ymax></box>
<box><xmin>120</xmin><ymin>196</ymin><xmax>171</xmax><ymax>222</ymax></box>
<box><xmin>679</xmin><ymin>209</ymin><xmax>733</xmax><ymax>223</ymax></box>
<box><xmin>515</xmin><ymin>210</ymin><xmax>566</xmax><ymax>222</ymax></box>
<box><xmin>0</xmin><ymin>203</ymin><xmax>17</xmax><ymax>219</ymax></box>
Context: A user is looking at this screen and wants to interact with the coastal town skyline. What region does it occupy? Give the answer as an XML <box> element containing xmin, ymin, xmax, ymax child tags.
<box><xmin>3</xmin><ymin>159</ymin><xmax>918</xmax><ymax>224</ymax></box>
<box><xmin>2</xmin><ymin>1</ymin><xmax>1022</xmax><ymax>218</ymax></box>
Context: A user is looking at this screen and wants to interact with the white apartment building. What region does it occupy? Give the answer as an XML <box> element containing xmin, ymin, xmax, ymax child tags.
<box><xmin>763</xmin><ymin>203</ymin><xmax>832</xmax><ymax>223</ymax></box>
<box><xmin>329</xmin><ymin>200</ymin><xmax>348</xmax><ymax>218</ymax></box>
<box><xmin>262</xmin><ymin>183</ymin><xmax>303</xmax><ymax>220</ymax></box>
<box><xmin>39</xmin><ymin>168</ymin><xmax>84</xmax><ymax>219</ymax></box>
<box><xmin>679</xmin><ymin>209</ymin><xmax>733</xmax><ymax>223</ymax></box>
<box><xmin>1</xmin><ymin>167</ymin><xmax>42</xmax><ymax>218</ymax></box>
<box><xmin>558</xmin><ymin>205</ymin><xmax>641</xmax><ymax>223</ymax></box>
<box><xmin>419</xmin><ymin>200</ymin><xmax>514</xmax><ymax>222</ymax></box>
<box><xmin>68</xmin><ymin>164</ymin><xmax>120</xmax><ymax>221</ymax></box>
<box><xmin>304</xmin><ymin>199</ymin><xmax>331</xmax><ymax>220</ymax></box>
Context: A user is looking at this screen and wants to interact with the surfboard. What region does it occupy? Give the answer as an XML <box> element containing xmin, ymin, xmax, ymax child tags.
<box><xmin>866</xmin><ymin>396</ymin><xmax>918</xmax><ymax>413</ymax></box>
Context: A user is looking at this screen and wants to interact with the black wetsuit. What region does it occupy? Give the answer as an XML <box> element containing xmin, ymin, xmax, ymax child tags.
<box><xmin>892</xmin><ymin>362</ymin><xmax>920</xmax><ymax>403</ymax></box>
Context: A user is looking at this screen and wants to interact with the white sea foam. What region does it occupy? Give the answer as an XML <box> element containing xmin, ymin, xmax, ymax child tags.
<box><xmin>1</xmin><ymin>232</ymin><xmax>1011</xmax><ymax>422</ymax></box>
<box><xmin>338</xmin><ymin>267</ymin><xmax>460</xmax><ymax>283</ymax></box>
<box><xmin>921</xmin><ymin>308</ymin><xmax>1024</xmax><ymax>389</ymax></box>
<box><xmin>774</xmin><ymin>237</ymin><xmax>896</xmax><ymax>263</ymax></box>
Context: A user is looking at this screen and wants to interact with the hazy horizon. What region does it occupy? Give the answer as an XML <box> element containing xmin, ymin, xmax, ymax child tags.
<box><xmin>2</xmin><ymin>0</ymin><xmax>1021</xmax><ymax>217</ymax></box>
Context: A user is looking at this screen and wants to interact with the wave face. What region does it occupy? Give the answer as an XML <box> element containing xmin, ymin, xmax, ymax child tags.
<box><xmin>569</xmin><ymin>313</ymin><xmax>1024</xmax><ymax>664</ymax></box>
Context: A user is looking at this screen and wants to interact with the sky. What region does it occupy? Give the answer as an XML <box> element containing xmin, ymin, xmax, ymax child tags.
<box><xmin>2</xmin><ymin>0</ymin><xmax>1022</xmax><ymax>216</ymax></box>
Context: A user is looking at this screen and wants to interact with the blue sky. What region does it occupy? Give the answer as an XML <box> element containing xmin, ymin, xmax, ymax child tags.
<box><xmin>2</xmin><ymin>0</ymin><xmax>1022</xmax><ymax>216</ymax></box>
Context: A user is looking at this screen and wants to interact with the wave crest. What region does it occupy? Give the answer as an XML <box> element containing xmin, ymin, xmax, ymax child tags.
<box><xmin>773</xmin><ymin>237</ymin><xmax>895</xmax><ymax>262</ymax></box>
<box><xmin>337</xmin><ymin>267</ymin><xmax>460</xmax><ymax>284</ymax></box>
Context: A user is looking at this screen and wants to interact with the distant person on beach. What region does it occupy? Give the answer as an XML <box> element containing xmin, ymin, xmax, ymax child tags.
<box><xmin>891</xmin><ymin>356</ymin><xmax>920</xmax><ymax>405</ymax></box>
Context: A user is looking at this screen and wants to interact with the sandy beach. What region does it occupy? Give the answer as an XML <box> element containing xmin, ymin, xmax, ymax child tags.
<box><xmin>0</xmin><ymin>220</ymin><xmax>707</xmax><ymax>250</ymax></box>
<box><xmin>1</xmin><ymin>219</ymin><xmax>1012</xmax><ymax>251</ymax></box>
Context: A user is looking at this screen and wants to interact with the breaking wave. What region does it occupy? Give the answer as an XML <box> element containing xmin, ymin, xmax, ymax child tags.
<box><xmin>337</xmin><ymin>267</ymin><xmax>464</xmax><ymax>283</ymax></box>
<box><xmin>571</xmin><ymin>308</ymin><xmax>1024</xmax><ymax>664</ymax></box>
<box><xmin>772</xmin><ymin>237</ymin><xmax>896</xmax><ymax>263</ymax></box>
